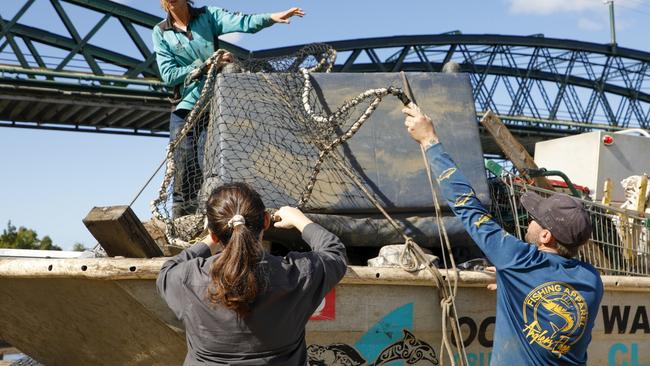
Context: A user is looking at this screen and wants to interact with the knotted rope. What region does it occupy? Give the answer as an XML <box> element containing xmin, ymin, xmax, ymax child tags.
<box><xmin>296</xmin><ymin>64</ymin><xmax>470</xmax><ymax>365</ymax></box>
<box><xmin>396</xmin><ymin>72</ymin><xmax>469</xmax><ymax>366</ymax></box>
<box><xmin>150</xmin><ymin>50</ymin><xmax>231</xmax><ymax>246</ymax></box>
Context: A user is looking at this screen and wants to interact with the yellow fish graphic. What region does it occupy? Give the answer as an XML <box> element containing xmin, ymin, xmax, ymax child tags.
<box><xmin>438</xmin><ymin>167</ymin><xmax>457</xmax><ymax>182</ymax></box>
<box><xmin>541</xmin><ymin>298</ymin><xmax>575</xmax><ymax>333</ymax></box>
<box><xmin>474</xmin><ymin>214</ymin><xmax>492</xmax><ymax>228</ymax></box>
<box><xmin>454</xmin><ymin>191</ymin><xmax>475</xmax><ymax>207</ymax></box>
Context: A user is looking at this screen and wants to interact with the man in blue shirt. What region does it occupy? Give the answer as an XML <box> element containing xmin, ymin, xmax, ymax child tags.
<box><xmin>402</xmin><ymin>106</ymin><xmax>604</xmax><ymax>365</ymax></box>
<box><xmin>153</xmin><ymin>0</ymin><xmax>304</xmax><ymax>217</ymax></box>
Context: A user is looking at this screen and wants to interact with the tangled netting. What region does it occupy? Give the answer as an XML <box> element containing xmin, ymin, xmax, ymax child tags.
<box><xmin>152</xmin><ymin>44</ymin><xmax>414</xmax><ymax>247</ymax></box>
<box><xmin>148</xmin><ymin>47</ymin><xmax>472</xmax><ymax>363</ymax></box>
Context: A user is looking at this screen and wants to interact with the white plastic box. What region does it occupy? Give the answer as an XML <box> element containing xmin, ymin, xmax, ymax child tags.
<box><xmin>534</xmin><ymin>131</ymin><xmax>650</xmax><ymax>203</ymax></box>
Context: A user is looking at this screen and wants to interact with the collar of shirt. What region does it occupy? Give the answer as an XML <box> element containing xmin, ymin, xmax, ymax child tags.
<box><xmin>159</xmin><ymin>5</ymin><xmax>207</xmax><ymax>39</ymax></box>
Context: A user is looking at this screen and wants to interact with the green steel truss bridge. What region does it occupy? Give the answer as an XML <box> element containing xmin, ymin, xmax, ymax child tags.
<box><xmin>1</xmin><ymin>0</ymin><xmax>650</xmax><ymax>153</ymax></box>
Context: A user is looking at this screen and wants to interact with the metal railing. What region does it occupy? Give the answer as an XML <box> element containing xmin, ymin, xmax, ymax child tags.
<box><xmin>490</xmin><ymin>179</ymin><xmax>650</xmax><ymax>276</ymax></box>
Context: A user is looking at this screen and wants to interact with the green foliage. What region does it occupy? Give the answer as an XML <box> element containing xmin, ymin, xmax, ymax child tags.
<box><xmin>0</xmin><ymin>221</ymin><xmax>62</xmax><ymax>251</ymax></box>
<box><xmin>72</xmin><ymin>242</ymin><xmax>87</xmax><ymax>252</ymax></box>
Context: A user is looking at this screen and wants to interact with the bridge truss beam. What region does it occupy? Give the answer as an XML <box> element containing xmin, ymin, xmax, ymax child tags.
<box><xmin>255</xmin><ymin>34</ymin><xmax>650</xmax><ymax>131</ymax></box>
<box><xmin>1</xmin><ymin>1</ymin><xmax>649</xmax><ymax>141</ymax></box>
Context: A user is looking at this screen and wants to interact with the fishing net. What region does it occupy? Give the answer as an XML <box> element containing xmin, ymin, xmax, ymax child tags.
<box><xmin>151</xmin><ymin>44</ymin><xmax>413</xmax><ymax>246</ymax></box>
<box><xmin>147</xmin><ymin>45</ymin><xmax>474</xmax><ymax>364</ymax></box>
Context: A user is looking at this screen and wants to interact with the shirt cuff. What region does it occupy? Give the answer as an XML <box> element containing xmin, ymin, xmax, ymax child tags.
<box><xmin>262</xmin><ymin>13</ymin><xmax>275</xmax><ymax>26</ymax></box>
<box><xmin>425</xmin><ymin>141</ymin><xmax>443</xmax><ymax>154</ymax></box>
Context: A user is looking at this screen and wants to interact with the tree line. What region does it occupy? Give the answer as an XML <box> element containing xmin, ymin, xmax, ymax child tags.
<box><xmin>0</xmin><ymin>221</ymin><xmax>86</xmax><ymax>251</ymax></box>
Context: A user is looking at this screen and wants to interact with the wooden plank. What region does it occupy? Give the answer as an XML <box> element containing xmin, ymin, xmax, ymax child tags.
<box><xmin>635</xmin><ymin>175</ymin><xmax>648</xmax><ymax>213</ymax></box>
<box><xmin>480</xmin><ymin>111</ymin><xmax>555</xmax><ymax>191</ymax></box>
<box><xmin>82</xmin><ymin>206</ymin><xmax>163</xmax><ymax>258</ymax></box>
<box><xmin>602</xmin><ymin>178</ymin><xmax>613</xmax><ymax>206</ymax></box>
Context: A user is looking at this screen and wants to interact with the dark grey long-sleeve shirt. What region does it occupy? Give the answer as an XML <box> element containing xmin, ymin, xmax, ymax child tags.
<box><xmin>157</xmin><ymin>223</ymin><xmax>347</xmax><ymax>365</ymax></box>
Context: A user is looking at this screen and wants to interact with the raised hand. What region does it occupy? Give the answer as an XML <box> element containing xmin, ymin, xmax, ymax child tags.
<box><xmin>402</xmin><ymin>106</ymin><xmax>438</xmax><ymax>146</ymax></box>
<box><xmin>273</xmin><ymin>206</ymin><xmax>313</xmax><ymax>232</ymax></box>
<box><xmin>271</xmin><ymin>7</ymin><xmax>305</xmax><ymax>24</ymax></box>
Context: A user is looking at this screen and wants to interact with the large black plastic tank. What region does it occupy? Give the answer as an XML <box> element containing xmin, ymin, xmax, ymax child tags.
<box><xmin>203</xmin><ymin>72</ymin><xmax>489</xmax><ymax>250</ymax></box>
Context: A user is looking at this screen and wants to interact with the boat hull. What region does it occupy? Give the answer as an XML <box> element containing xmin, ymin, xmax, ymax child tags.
<box><xmin>0</xmin><ymin>258</ymin><xmax>648</xmax><ymax>365</ymax></box>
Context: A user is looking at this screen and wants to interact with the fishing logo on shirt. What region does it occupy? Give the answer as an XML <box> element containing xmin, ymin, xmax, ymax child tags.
<box><xmin>521</xmin><ymin>282</ymin><xmax>588</xmax><ymax>357</ymax></box>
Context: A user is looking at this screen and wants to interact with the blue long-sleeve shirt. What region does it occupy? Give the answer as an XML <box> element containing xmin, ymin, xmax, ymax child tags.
<box><xmin>426</xmin><ymin>143</ymin><xmax>603</xmax><ymax>366</ymax></box>
<box><xmin>152</xmin><ymin>6</ymin><xmax>274</xmax><ymax>111</ymax></box>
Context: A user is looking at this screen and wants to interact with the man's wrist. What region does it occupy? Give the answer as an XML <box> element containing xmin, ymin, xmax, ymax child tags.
<box><xmin>420</xmin><ymin>136</ymin><xmax>439</xmax><ymax>149</ymax></box>
<box><xmin>295</xmin><ymin>218</ymin><xmax>314</xmax><ymax>233</ymax></box>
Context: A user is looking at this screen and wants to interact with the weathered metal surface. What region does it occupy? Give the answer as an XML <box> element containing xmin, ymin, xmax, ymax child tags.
<box><xmin>210</xmin><ymin>72</ymin><xmax>488</xmax><ymax>212</ymax></box>
<box><xmin>0</xmin><ymin>258</ymin><xmax>648</xmax><ymax>366</ymax></box>
<box><xmin>0</xmin><ymin>277</ymin><xmax>185</xmax><ymax>365</ymax></box>
<box><xmin>207</xmin><ymin>72</ymin><xmax>489</xmax><ymax>249</ymax></box>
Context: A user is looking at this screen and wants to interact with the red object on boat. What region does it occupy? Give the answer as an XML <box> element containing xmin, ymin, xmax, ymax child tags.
<box><xmin>547</xmin><ymin>179</ymin><xmax>591</xmax><ymax>195</ymax></box>
<box><xmin>603</xmin><ymin>135</ymin><xmax>614</xmax><ymax>145</ymax></box>
<box><xmin>310</xmin><ymin>288</ymin><xmax>336</xmax><ymax>320</ymax></box>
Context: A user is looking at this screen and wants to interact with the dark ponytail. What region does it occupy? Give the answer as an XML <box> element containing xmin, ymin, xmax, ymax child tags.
<box><xmin>205</xmin><ymin>183</ymin><xmax>266</xmax><ymax>317</ymax></box>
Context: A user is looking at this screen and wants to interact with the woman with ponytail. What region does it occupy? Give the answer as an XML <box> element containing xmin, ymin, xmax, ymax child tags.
<box><xmin>157</xmin><ymin>182</ymin><xmax>347</xmax><ymax>365</ymax></box>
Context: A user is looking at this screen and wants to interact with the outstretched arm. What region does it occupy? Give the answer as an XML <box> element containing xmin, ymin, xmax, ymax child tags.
<box><xmin>403</xmin><ymin>107</ymin><xmax>534</xmax><ymax>269</ymax></box>
<box><xmin>209</xmin><ymin>7</ymin><xmax>305</xmax><ymax>35</ymax></box>
<box><xmin>270</xmin><ymin>7</ymin><xmax>306</xmax><ymax>24</ymax></box>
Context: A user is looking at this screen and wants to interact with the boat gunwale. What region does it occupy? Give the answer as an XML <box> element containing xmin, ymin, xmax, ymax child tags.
<box><xmin>0</xmin><ymin>258</ymin><xmax>648</xmax><ymax>291</ymax></box>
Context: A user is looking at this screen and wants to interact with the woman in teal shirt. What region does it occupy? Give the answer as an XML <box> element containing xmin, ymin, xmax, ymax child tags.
<box><xmin>152</xmin><ymin>0</ymin><xmax>304</xmax><ymax>217</ymax></box>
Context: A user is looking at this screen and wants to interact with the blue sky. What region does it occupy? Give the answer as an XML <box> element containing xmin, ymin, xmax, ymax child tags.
<box><xmin>1</xmin><ymin>0</ymin><xmax>650</xmax><ymax>250</ymax></box>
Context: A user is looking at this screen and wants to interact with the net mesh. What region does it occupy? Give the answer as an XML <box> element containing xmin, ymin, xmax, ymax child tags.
<box><xmin>152</xmin><ymin>45</ymin><xmax>410</xmax><ymax>246</ymax></box>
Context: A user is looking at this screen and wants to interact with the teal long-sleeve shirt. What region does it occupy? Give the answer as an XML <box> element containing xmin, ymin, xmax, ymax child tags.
<box><xmin>152</xmin><ymin>6</ymin><xmax>274</xmax><ymax>111</ymax></box>
<box><xmin>425</xmin><ymin>143</ymin><xmax>603</xmax><ymax>366</ymax></box>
